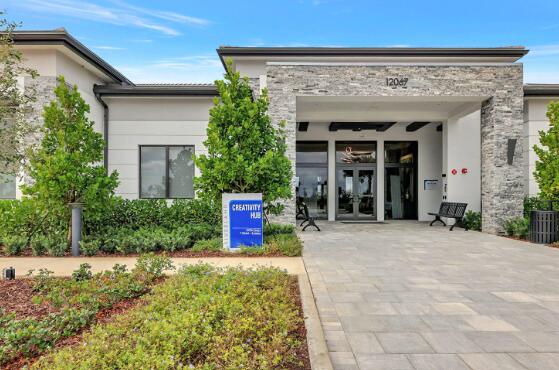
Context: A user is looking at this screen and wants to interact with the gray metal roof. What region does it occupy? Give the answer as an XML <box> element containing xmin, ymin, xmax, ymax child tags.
<box><xmin>93</xmin><ymin>83</ymin><xmax>218</xmax><ymax>96</ymax></box>
<box><xmin>524</xmin><ymin>84</ymin><xmax>559</xmax><ymax>97</ymax></box>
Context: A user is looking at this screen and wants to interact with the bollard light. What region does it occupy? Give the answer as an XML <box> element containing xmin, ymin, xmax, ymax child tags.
<box><xmin>2</xmin><ymin>267</ymin><xmax>15</xmax><ymax>280</ymax></box>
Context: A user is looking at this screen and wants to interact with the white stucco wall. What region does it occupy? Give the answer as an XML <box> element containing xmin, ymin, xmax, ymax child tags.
<box><xmin>523</xmin><ymin>98</ymin><xmax>556</xmax><ymax>196</ymax></box>
<box><xmin>443</xmin><ymin>109</ymin><xmax>482</xmax><ymax>213</ymax></box>
<box><xmin>105</xmin><ymin>97</ymin><xmax>213</xmax><ymax>198</ymax></box>
<box><xmin>296</xmin><ymin>122</ymin><xmax>443</xmax><ymax>221</ymax></box>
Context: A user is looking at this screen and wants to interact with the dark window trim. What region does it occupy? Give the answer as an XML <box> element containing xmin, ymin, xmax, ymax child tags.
<box><xmin>296</xmin><ymin>140</ymin><xmax>329</xmax><ymax>220</ymax></box>
<box><xmin>139</xmin><ymin>145</ymin><xmax>195</xmax><ymax>200</ymax></box>
<box><xmin>296</xmin><ymin>140</ymin><xmax>329</xmax><ymax>167</ymax></box>
<box><xmin>383</xmin><ymin>141</ymin><xmax>419</xmax><ymax>220</ymax></box>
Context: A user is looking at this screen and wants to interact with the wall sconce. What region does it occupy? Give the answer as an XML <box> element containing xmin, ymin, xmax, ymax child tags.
<box><xmin>507</xmin><ymin>139</ymin><xmax>517</xmax><ymax>165</ymax></box>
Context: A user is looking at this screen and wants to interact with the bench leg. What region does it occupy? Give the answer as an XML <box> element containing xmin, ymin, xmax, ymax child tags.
<box><xmin>450</xmin><ymin>218</ymin><xmax>466</xmax><ymax>231</ymax></box>
<box><xmin>300</xmin><ymin>219</ymin><xmax>308</xmax><ymax>227</ymax></box>
<box><xmin>302</xmin><ymin>217</ymin><xmax>320</xmax><ymax>231</ymax></box>
<box><xmin>430</xmin><ymin>216</ymin><xmax>446</xmax><ymax>227</ymax></box>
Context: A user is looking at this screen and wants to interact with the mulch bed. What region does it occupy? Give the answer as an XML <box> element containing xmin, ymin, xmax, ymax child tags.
<box><xmin>0</xmin><ymin>279</ymin><xmax>58</xmax><ymax>320</ymax></box>
<box><xmin>3</xmin><ymin>276</ymin><xmax>311</xmax><ymax>370</ymax></box>
<box><xmin>288</xmin><ymin>276</ymin><xmax>312</xmax><ymax>370</ymax></box>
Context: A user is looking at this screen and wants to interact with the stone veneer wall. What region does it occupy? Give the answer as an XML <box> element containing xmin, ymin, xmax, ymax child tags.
<box><xmin>265</xmin><ymin>64</ymin><xmax>525</xmax><ymax>233</ymax></box>
<box><xmin>21</xmin><ymin>76</ymin><xmax>58</xmax><ymax>185</ymax></box>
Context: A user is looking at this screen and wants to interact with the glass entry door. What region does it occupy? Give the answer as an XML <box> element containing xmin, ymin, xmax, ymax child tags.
<box><xmin>336</xmin><ymin>167</ymin><xmax>376</xmax><ymax>220</ymax></box>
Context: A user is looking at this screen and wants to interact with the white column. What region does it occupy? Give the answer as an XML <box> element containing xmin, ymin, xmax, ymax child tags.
<box><xmin>376</xmin><ymin>140</ymin><xmax>385</xmax><ymax>221</ymax></box>
<box><xmin>328</xmin><ymin>139</ymin><xmax>336</xmax><ymax>221</ymax></box>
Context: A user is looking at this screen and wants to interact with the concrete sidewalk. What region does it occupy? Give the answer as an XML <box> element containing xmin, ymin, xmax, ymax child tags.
<box><xmin>0</xmin><ymin>256</ymin><xmax>306</xmax><ymax>276</ymax></box>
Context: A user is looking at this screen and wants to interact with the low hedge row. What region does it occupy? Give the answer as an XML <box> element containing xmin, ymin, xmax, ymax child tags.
<box><xmin>32</xmin><ymin>265</ymin><xmax>306</xmax><ymax>369</ymax></box>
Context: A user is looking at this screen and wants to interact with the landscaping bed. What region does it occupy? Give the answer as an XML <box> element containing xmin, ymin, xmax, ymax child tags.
<box><xmin>0</xmin><ymin>254</ymin><xmax>171</xmax><ymax>369</ymax></box>
<box><xmin>1</xmin><ymin>199</ymin><xmax>303</xmax><ymax>257</ymax></box>
<box><xmin>1</xmin><ymin>263</ymin><xmax>309</xmax><ymax>369</ymax></box>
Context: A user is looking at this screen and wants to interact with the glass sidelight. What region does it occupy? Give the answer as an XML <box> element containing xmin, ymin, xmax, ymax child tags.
<box><xmin>384</xmin><ymin>141</ymin><xmax>418</xmax><ymax>220</ymax></box>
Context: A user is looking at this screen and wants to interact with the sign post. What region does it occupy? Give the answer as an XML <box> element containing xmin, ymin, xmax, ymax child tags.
<box><xmin>222</xmin><ymin>193</ymin><xmax>264</xmax><ymax>251</ymax></box>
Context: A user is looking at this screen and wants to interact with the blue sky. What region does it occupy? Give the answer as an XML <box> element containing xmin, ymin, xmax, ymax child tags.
<box><xmin>4</xmin><ymin>0</ymin><xmax>559</xmax><ymax>83</ymax></box>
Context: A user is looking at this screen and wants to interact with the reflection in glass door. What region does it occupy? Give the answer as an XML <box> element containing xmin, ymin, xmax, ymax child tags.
<box><xmin>336</xmin><ymin>168</ymin><xmax>376</xmax><ymax>220</ymax></box>
<box><xmin>357</xmin><ymin>169</ymin><xmax>375</xmax><ymax>218</ymax></box>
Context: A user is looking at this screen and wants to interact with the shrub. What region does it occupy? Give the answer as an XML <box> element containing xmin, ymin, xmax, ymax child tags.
<box><xmin>192</xmin><ymin>237</ymin><xmax>223</xmax><ymax>252</ymax></box>
<box><xmin>503</xmin><ymin>217</ymin><xmax>529</xmax><ymax>239</ymax></box>
<box><xmin>79</xmin><ymin>239</ymin><xmax>101</xmax><ymax>256</ymax></box>
<box><xmin>46</xmin><ymin>236</ymin><xmax>68</xmax><ymax>257</ymax></box>
<box><xmin>85</xmin><ymin>198</ymin><xmax>220</xmax><ymax>235</ymax></box>
<box><xmin>134</xmin><ymin>253</ymin><xmax>175</xmax><ymax>278</ymax></box>
<box><xmin>32</xmin><ymin>266</ymin><xmax>304</xmax><ymax>370</ymax></box>
<box><xmin>2</xmin><ymin>235</ymin><xmax>27</xmax><ymax>255</ymax></box>
<box><xmin>72</xmin><ymin>263</ymin><xmax>93</xmax><ymax>281</ymax></box>
<box><xmin>264</xmin><ymin>223</ymin><xmax>295</xmax><ymax>237</ymax></box>
<box><xmin>30</xmin><ymin>235</ymin><xmax>49</xmax><ymax>256</ymax></box>
<box><xmin>463</xmin><ymin>211</ymin><xmax>482</xmax><ymax>231</ymax></box>
<box><xmin>266</xmin><ymin>234</ymin><xmax>303</xmax><ymax>257</ymax></box>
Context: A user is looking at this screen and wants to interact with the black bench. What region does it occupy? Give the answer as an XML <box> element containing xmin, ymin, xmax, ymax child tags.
<box><xmin>299</xmin><ymin>202</ymin><xmax>320</xmax><ymax>231</ymax></box>
<box><xmin>428</xmin><ymin>202</ymin><xmax>468</xmax><ymax>231</ymax></box>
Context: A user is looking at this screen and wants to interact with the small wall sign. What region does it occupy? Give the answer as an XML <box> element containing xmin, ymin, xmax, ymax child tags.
<box><xmin>222</xmin><ymin>193</ymin><xmax>263</xmax><ymax>250</ymax></box>
<box><xmin>386</xmin><ymin>77</ymin><xmax>408</xmax><ymax>89</ymax></box>
<box><xmin>424</xmin><ymin>179</ymin><xmax>438</xmax><ymax>191</ymax></box>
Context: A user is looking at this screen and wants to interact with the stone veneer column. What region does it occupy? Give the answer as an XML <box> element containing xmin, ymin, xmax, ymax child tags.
<box><xmin>480</xmin><ymin>93</ymin><xmax>525</xmax><ymax>233</ymax></box>
<box><xmin>267</xmin><ymin>90</ymin><xmax>297</xmax><ymax>224</ymax></box>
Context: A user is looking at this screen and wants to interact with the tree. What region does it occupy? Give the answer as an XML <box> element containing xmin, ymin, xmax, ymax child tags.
<box><xmin>22</xmin><ymin>76</ymin><xmax>119</xmax><ymax>243</ymax></box>
<box><xmin>533</xmin><ymin>101</ymin><xmax>559</xmax><ymax>199</ymax></box>
<box><xmin>194</xmin><ymin>62</ymin><xmax>292</xmax><ymax>218</ymax></box>
<box><xmin>0</xmin><ymin>13</ymin><xmax>38</xmax><ymax>178</ymax></box>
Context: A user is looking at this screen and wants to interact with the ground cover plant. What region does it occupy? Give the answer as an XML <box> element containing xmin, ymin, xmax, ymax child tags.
<box><xmin>32</xmin><ymin>265</ymin><xmax>309</xmax><ymax>370</ymax></box>
<box><xmin>0</xmin><ymin>254</ymin><xmax>172</xmax><ymax>368</ymax></box>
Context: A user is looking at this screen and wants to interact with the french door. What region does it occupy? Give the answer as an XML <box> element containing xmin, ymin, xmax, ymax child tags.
<box><xmin>336</xmin><ymin>166</ymin><xmax>376</xmax><ymax>220</ymax></box>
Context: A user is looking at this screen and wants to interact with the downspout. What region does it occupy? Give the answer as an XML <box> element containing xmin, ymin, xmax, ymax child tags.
<box><xmin>94</xmin><ymin>86</ymin><xmax>109</xmax><ymax>173</ymax></box>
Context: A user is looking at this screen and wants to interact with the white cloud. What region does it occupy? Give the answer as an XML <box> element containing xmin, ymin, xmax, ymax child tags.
<box><xmin>117</xmin><ymin>55</ymin><xmax>224</xmax><ymax>83</ymax></box>
<box><xmin>528</xmin><ymin>44</ymin><xmax>559</xmax><ymax>57</ymax></box>
<box><xmin>8</xmin><ymin>0</ymin><xmax>210</xmax><ymax>36</ymax></box>
<box><xmin>93</xmin><ymin>45</ymin><xmax>125</xmax><ymax>50</ymax></box>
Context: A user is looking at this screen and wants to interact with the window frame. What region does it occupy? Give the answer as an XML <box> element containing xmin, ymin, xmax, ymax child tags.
<box><xmin>139</xmin><ymin>144</ymin><xmax>195</xmax><ymax>200</ymax></box>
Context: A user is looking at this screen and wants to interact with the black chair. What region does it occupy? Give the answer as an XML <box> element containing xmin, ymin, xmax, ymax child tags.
<box><xmin>300</xmin><ymin>203</ymin><xmax>320</xmax><ymax>231</ymax></box>
<box><xmin>428</xmin><ymin>202</ymin><xmax>468</xmax><ymax>231</ymax></box>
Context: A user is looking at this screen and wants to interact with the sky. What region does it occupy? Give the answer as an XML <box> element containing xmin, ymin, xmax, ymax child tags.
<box><xmin>3</xmin><ymin>0</ymin><xmax>559</xmax><ymax>84</ymax></box>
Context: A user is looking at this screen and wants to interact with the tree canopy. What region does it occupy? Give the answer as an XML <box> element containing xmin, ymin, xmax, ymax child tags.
<box><xmin>533</xmin><ymin>101</ymin><xmax>559</xmax><ymax>199</ymax></box>
<box><xmin>195</xmin><ymin>62</ymin><xmax>292</xmax><ymax>217</ymax></box>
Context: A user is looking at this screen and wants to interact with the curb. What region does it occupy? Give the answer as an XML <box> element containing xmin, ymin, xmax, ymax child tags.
<box><xmin>298</xmin><ymin>271</ymin><xmax>333</xmax><ymax>370</ymax></box>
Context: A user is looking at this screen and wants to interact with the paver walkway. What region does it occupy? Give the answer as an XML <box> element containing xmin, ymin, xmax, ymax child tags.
<box><xmin>300</xmin><ymin>221</ymin><xmax>559</xmax><ymax>370</ymax></box>
<box><xmin>0</xmin><ymin>256</ymin><xmax>305</xmax><ymax>276</ymax></box>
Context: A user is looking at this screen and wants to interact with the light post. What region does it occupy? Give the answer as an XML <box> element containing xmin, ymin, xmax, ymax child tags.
<box><xmin>69</xmin><ymin>203</ymin><xmax>84</xmax><ymax>256</ymax></box>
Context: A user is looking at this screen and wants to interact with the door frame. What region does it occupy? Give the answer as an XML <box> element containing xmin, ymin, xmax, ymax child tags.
<box><xmin>384</xmin><ymin>141</ymin><xmax>419</xmax><ymax>220</ymax></box>
<box><xmin>334</xmin><ymin>141</ymin><xmax>378</xmax><ymax>220</ymax></box>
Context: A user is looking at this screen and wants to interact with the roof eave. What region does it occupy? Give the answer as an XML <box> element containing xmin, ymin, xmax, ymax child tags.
<box><xmin>13</xmin><ymin>32</ymin><xmax>133</xmax><ymax>85</ymax></box>
<box><xmin>93</xmin><ymin>84</ymin><xmax>218</xmax><ymax>97</ymax></box>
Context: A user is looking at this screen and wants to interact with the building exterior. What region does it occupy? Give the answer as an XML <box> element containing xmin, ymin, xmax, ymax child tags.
<box><xmin>4</xmin><ymin>29</ymin><xmax>559</xmax><ymax>233</ymax></box>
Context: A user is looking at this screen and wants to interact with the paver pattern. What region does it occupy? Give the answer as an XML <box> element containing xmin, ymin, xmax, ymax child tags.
<box><xmin>300</xmin><ymin>221</ymin><xmax>559</xmax><ymax>370</ymax></box>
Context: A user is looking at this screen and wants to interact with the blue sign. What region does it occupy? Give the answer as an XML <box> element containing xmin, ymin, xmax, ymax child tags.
<box><xmin>229</xmin><ymin>199</ymin><xmax>263</xmax><ymax>248</ymax></box>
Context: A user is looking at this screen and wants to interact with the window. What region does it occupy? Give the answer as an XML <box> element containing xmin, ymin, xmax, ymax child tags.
<box><xmin>0</xmin><ymin>173</ymin><xmax>16</xmax><ymax>199</ymax></box>
<box><xmin>296</xmin><ymin>142</ymin><xmax>328</xmax><ymax>219</ymax></box>
<box><xmin>140</xmin><ymin>145</ymin><xmax>195</xmax><ymax>199</ymax></box>
<box><xmin>336</xmin><ymin>142</ymin><xmax>376</xmax><ymax>163</ymax></box>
